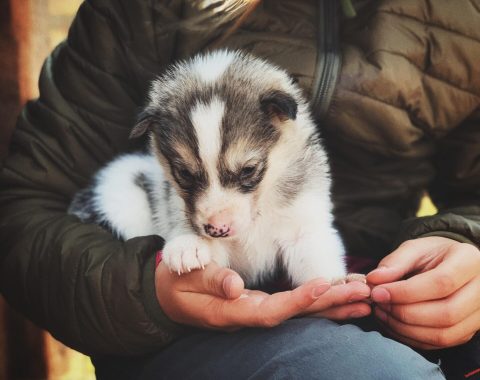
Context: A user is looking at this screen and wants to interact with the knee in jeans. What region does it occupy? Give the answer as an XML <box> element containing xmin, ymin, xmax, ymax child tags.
<box><xmin>332</xmin><ymin>324</ymin><xmax>444</xmax><ymax>379</ymax></box>
<box><xmin>266</xmin><ymin>319</ymin><xmax>444</xmax><ymax>380</ymax></box>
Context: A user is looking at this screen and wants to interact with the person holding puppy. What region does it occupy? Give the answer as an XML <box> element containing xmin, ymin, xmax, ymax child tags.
<box><xmin>0</xmin><ymin>0</ymin><xmax>479</xmax><ymax>379</ymax></box>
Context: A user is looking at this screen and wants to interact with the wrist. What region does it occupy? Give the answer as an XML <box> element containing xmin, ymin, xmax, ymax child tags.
<box><xmin>155</xmin><ymin>250</ymin><xmax>163</xmax><ymax>269</ymax></box>
<box><xmin>142</xmin><ymin>250</ymin><xmax>185</xmax><ymax>335</ymax></box>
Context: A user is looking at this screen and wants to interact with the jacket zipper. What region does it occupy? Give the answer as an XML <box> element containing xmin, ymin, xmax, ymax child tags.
<box><xmin>312</xmin><ymin>0</ymin><xmax>342</xmax><ymax>120</ymax></box>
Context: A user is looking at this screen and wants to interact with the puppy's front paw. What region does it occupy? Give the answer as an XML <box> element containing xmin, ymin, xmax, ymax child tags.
<box><xmin>162</xmin><ymin>235</ymin><xmax>211</xmax><ymax>275</ymax></box>
<box><xmin>331</xmin><ymin>273</ymin><xmax>367</xmax><ymax>285</ymax></box>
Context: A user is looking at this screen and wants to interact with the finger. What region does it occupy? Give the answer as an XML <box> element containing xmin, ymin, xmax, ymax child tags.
<box><xmin>308</xmin><ymin>302</ymin><xmax>372</xmax><ymax>320</ymax></box>
<box><xmin>379</xmin><ymin>321</ymin><xmax>476</xmax><ymax>351</ymax></box>
<box><xmin>378</xmin><ymin>322</ymin><xmax>443</xmax><ymax>350</ymax></box>
<box><xmin>226</xmin><ymin>278</ymin><xmax>332</xmax><ymax>327</ymax></box>
<box><xmin>184</xmin><ymin>279</ymin><xmax>331</xmax><ymax>328</ymax></box>
<box><xmin>303</xmin><ymin>281</ymin><xmax>371</xmax><ymax>314</ymax></box>
<box><xmin>367</xmin><ymin>240</ymin><xmax>437</xmax><ymax>285</ymax></box>
<box><xmin>371</xmin><ymin>248</ymin><xmax>479</xmax><ymax>304</ymax></box>
<box><xmin>175</xmin><ymin>262</ymin><xmax>245</xmax><ymax>299</ymax></box>
<box><xmin>374</xmin><ymin>306</ymin><xmax>480</xmax><ymax>348</ymax></box>
<box><xmin>377</xmin><ymin>275</ymin><xmax>480</xmax><ymax>327</ymax></box>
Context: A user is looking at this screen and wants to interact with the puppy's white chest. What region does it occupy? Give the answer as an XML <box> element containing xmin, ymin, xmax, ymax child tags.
<box><xmin>224</xmin><ymin>212</ymin><xmax>307</xmax><ymax>284</ymax></box>
<box><xmin>226</xmin><ymin>232</ymin><xmax>280</xmax><ymax>285</ymax></box>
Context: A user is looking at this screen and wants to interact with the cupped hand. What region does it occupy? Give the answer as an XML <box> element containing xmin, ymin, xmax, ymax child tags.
<box><xmin>367</xmin><ymin>236</ymin><xmax>480</xmax><ymax>349</ymax></box>
<box><xmin>155</xmin><ymin>261</ymin><xmax>371</xmax><ymax>331</ymax></box>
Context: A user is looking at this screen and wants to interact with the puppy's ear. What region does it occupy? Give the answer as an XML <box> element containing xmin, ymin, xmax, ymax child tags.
<box><xmin>129</xmin><ymin>109</ymin><xmax>155</xmax><ymax>139</ymax></box>
<box><xmin>260</xmin><ymin>90</ymin><xmax>298</xmax><ymax>122</ymax></box>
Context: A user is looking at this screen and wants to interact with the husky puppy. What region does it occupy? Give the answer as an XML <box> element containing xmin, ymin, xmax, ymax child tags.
<box><xmin>69</xmin><ymin>50</ymin><xmax>350</xmax><ymax>287</ymax></box>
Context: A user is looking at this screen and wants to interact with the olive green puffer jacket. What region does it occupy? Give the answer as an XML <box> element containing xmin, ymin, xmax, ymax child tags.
<box><xmin>0</xmin><ymin>0</ymin><xmax>479</xmax><ymax>355</ymax></box>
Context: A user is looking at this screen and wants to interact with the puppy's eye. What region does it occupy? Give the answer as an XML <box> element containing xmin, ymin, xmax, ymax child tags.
<box><xmin>179</xmin><ymin>169</ymin><xmax>194</xmax><ymax>180</ymax></box>
<box><xmin>175</xmin><ymin>168</ymin><xmax>195</xmax><ymax>186</ymax></box>
<box><xmin>240</xmin><ymin>166</ymin><xmax>256</xmax><ymax>179</ymax></box>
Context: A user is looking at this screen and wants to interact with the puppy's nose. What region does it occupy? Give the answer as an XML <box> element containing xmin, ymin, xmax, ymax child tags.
<box><xmin>203</xmin><ymin>221</ymin><xmax>233</xmax><ymax>238</ymax></box>
<box><xmin>203</xmin><ymin>211</ymin><xmax>235</xmax><ymax>238</ymax></box>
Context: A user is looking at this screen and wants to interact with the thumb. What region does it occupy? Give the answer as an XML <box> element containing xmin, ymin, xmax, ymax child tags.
<box><xmin>197</xmin><ymin>262</ymin><xmax>245</xmax><ymax>299</ymax></box>
<box><xmin>367</xmin><ymin>241</ymin><xmax>423</xmax><ymax>285</ymax></box>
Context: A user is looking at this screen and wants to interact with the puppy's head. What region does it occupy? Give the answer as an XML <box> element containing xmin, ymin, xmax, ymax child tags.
<box><xmin>131</xmin><ymin>50</ymin><xmax>319</xmax><ymax>239</ymax></box>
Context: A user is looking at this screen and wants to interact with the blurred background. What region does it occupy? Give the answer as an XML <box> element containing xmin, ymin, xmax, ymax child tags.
<box><xmin>1</xmin><ymin>1</ymin><xmax>95</xmax><ymax>379</ymax></box>
<box><xmin>0</xmin><ymin>0</ymin><xmax>437</xmax><ymax>379</ymax></box>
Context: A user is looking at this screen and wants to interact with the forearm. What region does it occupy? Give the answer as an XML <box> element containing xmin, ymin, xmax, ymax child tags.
<box><xmin>0</xmin><ymin>194</ymin><xmax>185</xmax><ymax>355</ymax></box>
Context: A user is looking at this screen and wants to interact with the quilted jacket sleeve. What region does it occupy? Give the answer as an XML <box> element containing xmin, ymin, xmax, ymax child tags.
<box><xmin>395</xmin><ymin>108</ymin><xmax>480</xmax><ymax>247</ymax></box>
<box><xmin>0</xmin><ymin>0</ymin><xmax>187</xmax><ymax>355</ymax></box>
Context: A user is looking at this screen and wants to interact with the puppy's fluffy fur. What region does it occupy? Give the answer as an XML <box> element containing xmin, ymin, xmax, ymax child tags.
<box><xmin>69</xmin><ymin>50</ymin><xmax>347</xmax><ymax>287</ymax></box>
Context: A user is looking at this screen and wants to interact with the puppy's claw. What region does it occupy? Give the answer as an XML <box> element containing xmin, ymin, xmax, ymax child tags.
<box><xmin>331</xmin><ymin>273</ymin><xmax>367</xmax><ymax>285</ymax></box>
<box><xmin>162</xmin><ymin>234</ymin><xmax>212</xmax><ymax>274</ymax></box>
<box><xmin>346</xmin><ymin>273</ymin><xmax>367</xmax><ymax>283</ymax></box>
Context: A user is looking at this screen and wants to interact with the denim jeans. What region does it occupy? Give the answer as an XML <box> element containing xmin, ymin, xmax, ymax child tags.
<box><xmin>93</xmin><ymin>317</ymin><xmax>445</xmax><ymax>380</ymax></box>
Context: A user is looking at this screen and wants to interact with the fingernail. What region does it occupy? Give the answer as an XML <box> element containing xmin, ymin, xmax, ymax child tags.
<box><xmin>375</xmin><ymin>307</ymin><xmax>387</xmax><ymax>322</ymax></box>
<box><xmin>223</xmin><ymin>275</ymin><xmax>234</xmax><ymax>296</ymax></box>
<box><xmin>350</xmin><ymin>311</ymin><xmax>368</xmax><ymax>318</ymax></box>
<box><xmin>348</xmin><ymin>293</ymin><xmax>371</xmax><ymax>303</ymax></box>
<box><xmin>312</xmin><ymin>283</ymin><xmax>331</xmax><ymax>298</ymax></box>
<box><xmin>371</xmin><ymin>287</ymin><xmax>391</xmax><ymax>303</ymax></box>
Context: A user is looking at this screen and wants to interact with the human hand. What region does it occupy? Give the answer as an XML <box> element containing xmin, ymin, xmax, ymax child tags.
<box><xmin>367</xmin><ymin>237</ymin><xmax>480</xmax><ymax>349</ymax></box>
<box><xmin>155</xmin><ymin>261</ymin><xmax>371</xmax><ymax>330</ymax></box>
<box><xmin>301</xmin><ymin>278</ymin><xmax>371</xmax><ymax>320</ymax></box>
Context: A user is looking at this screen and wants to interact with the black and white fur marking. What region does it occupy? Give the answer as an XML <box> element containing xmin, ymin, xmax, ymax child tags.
<box><xmin>69</xmin><ymin>50</ymin><xmax>348</xmax><ymax>287</ymax></box>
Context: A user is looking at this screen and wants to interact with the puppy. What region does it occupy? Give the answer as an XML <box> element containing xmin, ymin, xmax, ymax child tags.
<box><xmin>69</xmin><ymin>50</ymin><xmax>356</xmax><ymax>287</ymax></box>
